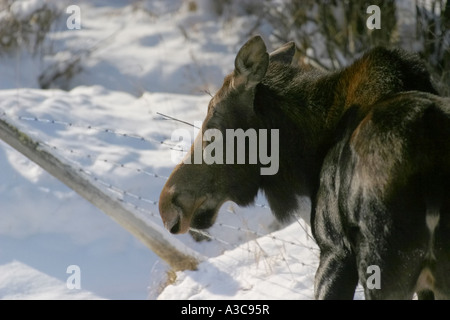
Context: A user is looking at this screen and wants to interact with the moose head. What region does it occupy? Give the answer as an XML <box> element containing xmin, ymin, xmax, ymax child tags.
<box><xmin>159</xmin><ymin>36</ymin><xmax>305</xmax><ymax>234</ymax></box>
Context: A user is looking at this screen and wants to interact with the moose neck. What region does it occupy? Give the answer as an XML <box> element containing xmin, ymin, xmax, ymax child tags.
<box><xmin>253</xmin><ymin>62</ymin><xmax>365</xmax><ymax>222</ymax></box>
<box><xmin>245</xmin><ymin>47</ymin><xmax>438</xmax><ymax>225</ymax></box>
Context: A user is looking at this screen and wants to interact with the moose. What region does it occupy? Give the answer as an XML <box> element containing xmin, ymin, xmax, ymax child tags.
<box><xmin>159</xmin><ymin>36</ymin><xmax>450</xmax><ymax>299</ymax></box>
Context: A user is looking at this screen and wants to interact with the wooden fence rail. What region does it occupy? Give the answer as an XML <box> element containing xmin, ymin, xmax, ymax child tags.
<box><xmin>0</xmin><ymin>116</ymin><xmax>202</xmax><ymax>271</ymax></box>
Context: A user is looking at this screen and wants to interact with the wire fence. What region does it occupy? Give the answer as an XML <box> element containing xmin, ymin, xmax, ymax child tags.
<box><xmin>40</xmin><ymin>136</ymin><xmax>319</xmax><ymax>253</ymax></box>
<box><xmin>12</xmin><ymin>110</ymin><xmax>318</xmax><ymax>238</ymax></box>
<box><xmin>16</xmin><ymin>114</ymin><xmax>184</xmax><ymax>152</ymax></box>
<box><xmin>0</xmin><ymin>107</ymin><xmax>326</xmax><ymax>298</ymax></box>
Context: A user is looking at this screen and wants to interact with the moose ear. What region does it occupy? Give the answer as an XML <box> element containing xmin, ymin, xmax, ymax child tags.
<box><xmin>269</xmin><ymin>41</ymin><xmax>296</xmax><ymax>64</ymax></box>
<box><xmin>234</xmin><ymin>35</ymin><xmax>269</xmax><ymax>89</ymax></box>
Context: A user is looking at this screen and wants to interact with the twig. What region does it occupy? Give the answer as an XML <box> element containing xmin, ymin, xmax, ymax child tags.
<box><xmin>156</xmin><ymin>112</ymin><xmax>200</xmax><ymax>129</ymax></box>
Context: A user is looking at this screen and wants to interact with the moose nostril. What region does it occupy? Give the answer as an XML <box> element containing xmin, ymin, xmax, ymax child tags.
<box><xmin>169</xmin><ymin>215</ymin><xmax>181</xmax><ymax>234</ymax></box>
<box><xmin>159</xmin><ymin>187</ymin><xmax>195</xmax><ymax>234</ymax></box>
<box><xmin>159</xmin><ymin>187</ymin><xmax>183</xmax><ymax>233</ymax></box>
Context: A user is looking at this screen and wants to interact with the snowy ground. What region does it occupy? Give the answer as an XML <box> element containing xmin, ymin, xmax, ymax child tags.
<box><xmin>0</xmin><ymin>0</ymin><xmax>361</xmax><ymax>300</ymax></box>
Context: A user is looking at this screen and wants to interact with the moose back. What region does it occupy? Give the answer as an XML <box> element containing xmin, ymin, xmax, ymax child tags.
<box><xmin>159</xmin><ymin>36</ymin><xmax>450</xmax><ymax>299</ymax></box>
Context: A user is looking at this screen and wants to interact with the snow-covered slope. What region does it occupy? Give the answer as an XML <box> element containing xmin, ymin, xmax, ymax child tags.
<box><xmin>158</xmin><ymin>222</ymin><xmax>320</xmax><ymax>300</ymax></box>
<box><xmin>0</xmin><ymin>260</ymin><xmax>101</xmax><ymax>299</ymax></box>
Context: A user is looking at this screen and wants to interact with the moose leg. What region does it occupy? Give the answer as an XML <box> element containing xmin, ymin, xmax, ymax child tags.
<box><xmin>354</xmin><ymin>217</ymin><xmax>420</xmax><ymax>300</ymax></box>
<box><xmin>356</xmin><ymin>252</ymin><xmax>417</xmax><ymax>300</ymax></box>
<box><xmin>314</xmin><ymin>247</ymin><xmax>359</xmax><ymax>299</ymax></box>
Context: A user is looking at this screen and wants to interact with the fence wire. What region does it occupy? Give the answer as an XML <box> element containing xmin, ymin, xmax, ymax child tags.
<box><xmin>10</xmin><ymin>111</ymin><xmax>319</xmax><ymax>247</ymax></box>
<box><xmin>0</xmin><ymin>109</ymin><xmax>322</xmax><ymax>297</ymax></box>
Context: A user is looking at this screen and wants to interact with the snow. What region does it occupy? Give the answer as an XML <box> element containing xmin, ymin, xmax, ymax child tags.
<box><xmin>0</xmin><ymin>0</ymin><xmax>357</xmax><ymax>300</ymax></box>
<box><xmin>158</xmin><ymin>223</ymin><xmax>320</xmax><ymax>300</ymax></box>
<box><xmin>0</xmin><ymin>260</ymin><xmax>100</xmax><ymax>299</ymax></box>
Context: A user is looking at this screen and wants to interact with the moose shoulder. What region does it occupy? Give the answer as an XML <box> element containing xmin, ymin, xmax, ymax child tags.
<box><xmin>159</xmin><ymin>36</ymin><xmax>450</xmax><ymax>299</ymax></box>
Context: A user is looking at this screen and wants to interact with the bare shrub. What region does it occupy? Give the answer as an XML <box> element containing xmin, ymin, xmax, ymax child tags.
<box><xmin>0</xmin><ymin>0</ymin><xmax>60</xmax><ymax>56</ymax></box>
<box><xmin>251</xmin><ymin>0</ymin><xmax>449</xmax><ymax>95</ymax></box>
<box><xmin>415</xmin><ymin>0</ymin><xmax>450</xmax><ymax>95</ymax></box>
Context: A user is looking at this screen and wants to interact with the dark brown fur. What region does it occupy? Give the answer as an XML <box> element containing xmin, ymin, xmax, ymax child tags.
<box><xmin>159</xmin><ymin>36</ymin><xmax>450</xmax><ymax>299</ymax></box>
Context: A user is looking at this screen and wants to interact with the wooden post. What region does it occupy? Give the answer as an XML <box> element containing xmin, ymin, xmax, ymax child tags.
<box><xmin>0</xmin><ymin>117</ymin><xmax>202</xmax><ymax>271</ymax></box>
